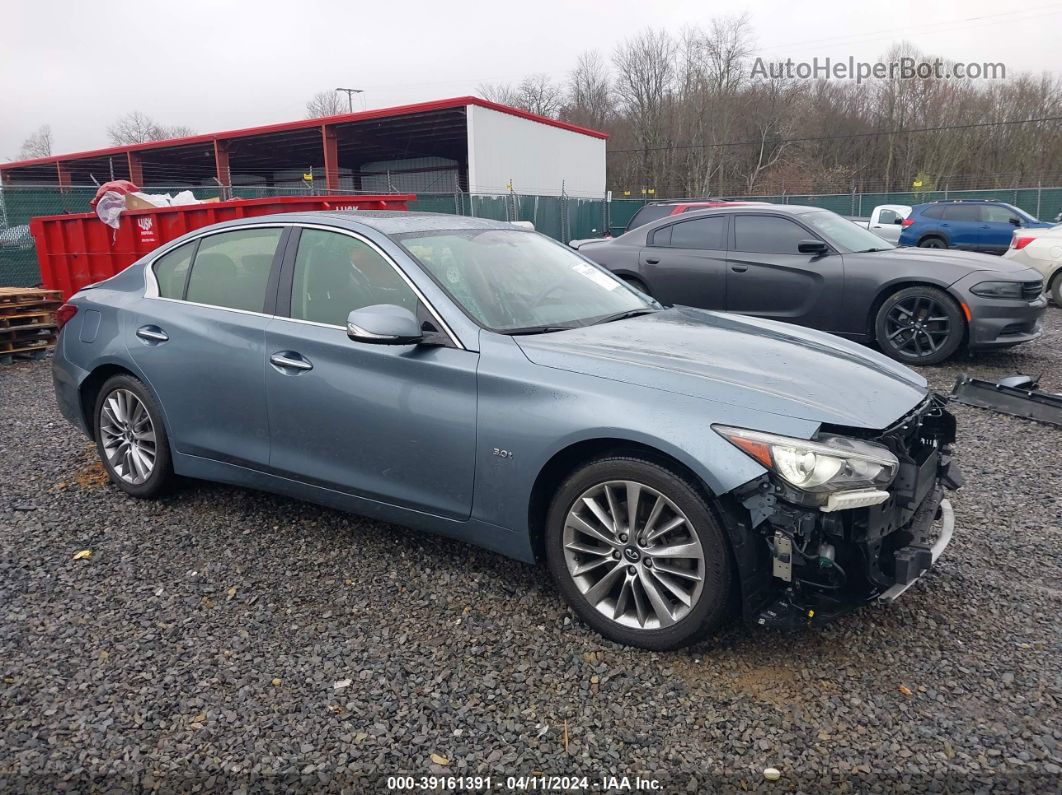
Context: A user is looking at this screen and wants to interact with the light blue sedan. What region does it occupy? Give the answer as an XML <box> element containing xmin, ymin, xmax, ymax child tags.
<box><xmin>52</xmin><ymin>212</ymin><xmax>961</xmax><ymax>648</ymax></box>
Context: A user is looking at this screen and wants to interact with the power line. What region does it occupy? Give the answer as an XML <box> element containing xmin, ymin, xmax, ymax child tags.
<box><xmin>607</xmin><ymin>115</ymin><xmax>1062</xmax><ymax>155</ymax></box>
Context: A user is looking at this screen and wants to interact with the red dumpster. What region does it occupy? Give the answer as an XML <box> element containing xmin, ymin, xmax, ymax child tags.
<box><xmin>28</xmin><ymin>194</ymin><xmax>415</xmax><ymax>299</ymax></box>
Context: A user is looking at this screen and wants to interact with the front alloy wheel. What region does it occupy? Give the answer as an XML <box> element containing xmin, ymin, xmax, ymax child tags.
<box><xmin>875</xmin><ymin>286</ymin><xmax>964</xmax><ymax>365</ymax></box>
<box><xmin>546</xmin><ymin>456</ymin><xmax>732</xmax><ymax>649</ymax></box>
<box><xmin>563</xmin><ymin>481</ymin><xmax>705</xmax><ymax>629</ymax></box>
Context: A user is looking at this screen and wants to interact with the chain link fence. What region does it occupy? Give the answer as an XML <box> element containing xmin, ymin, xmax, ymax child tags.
<box><xmin>2</xmin><ymin>183</ymin><xmax>1059</xmax><ymax>288</ymax></box>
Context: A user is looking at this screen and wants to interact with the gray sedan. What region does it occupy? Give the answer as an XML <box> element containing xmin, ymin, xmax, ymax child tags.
<box><xmin>575</xmin><ymin>205</ymin><xmax>1047</xmax><ymax>365</ymax></box>
<box><xmin>52</xmin><ymin>211</ymin><xmax>961</xmax><ymax>649</ymax></box>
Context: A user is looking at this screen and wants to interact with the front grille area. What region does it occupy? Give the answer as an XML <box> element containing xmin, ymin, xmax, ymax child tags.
<box><xmin>1022</xmin><ymin>280</ymin><xmax>1044</xmax><ymax>301</ymax></box>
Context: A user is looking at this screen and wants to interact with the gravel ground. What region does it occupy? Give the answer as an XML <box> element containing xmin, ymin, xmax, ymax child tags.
<box><xmin>1</xmin><ymin>312</ymin><xmax>1060</xmax><ymax>794</ymax></box>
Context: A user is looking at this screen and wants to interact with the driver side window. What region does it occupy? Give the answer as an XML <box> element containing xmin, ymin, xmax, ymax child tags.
<box><xmin>290</xmin><ymin>229</ymin><xmax>419</xmax><ymax>326</ymax></box>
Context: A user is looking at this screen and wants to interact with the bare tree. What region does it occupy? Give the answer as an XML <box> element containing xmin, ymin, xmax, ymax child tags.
<box><xmin>18</xmin><ymin>125</ymin><xmax>52</xmax><ymax>159</ymax></box>
<box><xmin>478</xmin><ymin>82</ymin><xmax>520</xmax><ymax>106</ymax></box>
<box><xmin>564</xmin><ymin>51</ymin><xmax>613</xmax><ymax>128</ymax></box>
<box><xmin>305</xmin><ymin>91</ymin><xmax>347</xmax><ymax>118</ymax></box>
<box><xmin>107</xmin><ymin>112</ymin><xmax>195</xmax><ymax>145</ymax></box>
<box><xmin>479</xmin><ymin>75</ymin><xmax>564</xmax><ymax>117</ymax></box>
<box><xmin>613</xmin><ymin>28</ymin><xmax>677</xmax><ymax>189</ymax></box>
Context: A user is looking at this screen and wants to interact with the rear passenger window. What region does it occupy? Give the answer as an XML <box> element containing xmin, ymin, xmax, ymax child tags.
<box><xmin>185</xmin><ymin>228</ymin><xmax>282</xmax><ymax>312</ymax></box>
<box><xmin>922</xmin><ymin>206</ymin><xmax>946</xmax><ymax>220</ymax></box>
<box><xmin>669</xmin><ymin>216</ymin><xmax>727</xmax><ymax>249</ymax></box>
<box><xmin>153</xmin><ymin>242</ymin><xmax>195</xmax><ymax>299</ymax></box>
<box><xmin>944</xmin><ymin>205</ymin><xmax>981</xmax><ymax>222</ymax></box>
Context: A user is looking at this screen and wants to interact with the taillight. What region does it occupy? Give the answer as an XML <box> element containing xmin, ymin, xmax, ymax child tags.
<box><xmin>1012</xmin><ymin>236</ymin><xmax>1034</xmax><ymax>250</ymax></box>
<box><xmin>55</xmin><ymin>303</ymin><xmax>78</xmax><ymax>331</ymax></box>
<box><xmin>901</xmin><ymin>219</ymin><xmax>915</xmax><ymax>228</ymax></box>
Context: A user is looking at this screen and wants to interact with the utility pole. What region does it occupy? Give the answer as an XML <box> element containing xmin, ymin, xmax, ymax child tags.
<box><xmin>335</xmin><ymin>87</ymin><xmax>363</xmax><ymax>113</ymax></box>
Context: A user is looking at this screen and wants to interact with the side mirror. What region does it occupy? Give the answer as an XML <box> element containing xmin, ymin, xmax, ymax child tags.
<box><xmin>1009</xmin><ymin>217</ymin><xmax>1022</xmax><ymax>226</ymax></box>
<box><xmin>798</xmin><ymin>239</ymin><xmax>829</xmax><ymax>255</ymax></box>
<box><xmin>893</xmin><ymin>217</ymin><xmax>904</xmax><ymax>225</ymax></box>
<box><xmin>346</xmin><ymin>304</ymin><xmax>423</xmax><ymax>345</ymax></box>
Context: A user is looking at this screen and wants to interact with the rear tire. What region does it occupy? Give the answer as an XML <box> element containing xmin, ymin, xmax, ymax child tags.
<box><xmin>874</xmin><ymin>286</ymin><xmax>964</xmax><ymax>365</ymax></box>
<box><xmin>93</xmin><ymin>374</ymin><xmax>174</xmax><ymax>498</ymax></box>
<box><xmin>1049</xmin><ymin>272</ymin><xmax>1062</xmax><ymax>306</ymax></box>
<box><xmin>918</xmin><ymin>236</ymin><xmax>947</xmax><ymax>249</ymax></box>
<box><xmin>545</xmin><ymin>455</ymin><xmax>733</xmax><ymax>650</ymax></box>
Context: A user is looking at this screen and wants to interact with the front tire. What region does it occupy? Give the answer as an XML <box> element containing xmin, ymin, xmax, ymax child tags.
<box><xmin>1049</xmin><ymin>272</ymin><xmax>1062</xmax><ymax>306</ymax></box>
<box><xmin>93</xmin><ymin>374</ymin><xmax>173</xmax><ymax>498</ymax></box>
<box><xmin>874</xmin><ymin>286</ymin><xmax>965</xmax><ymax>365</ymax></box>
<box><xmin>545</xmin><ymin>456</ymin><xmax>733</xmax><ymax>650</ymax></box>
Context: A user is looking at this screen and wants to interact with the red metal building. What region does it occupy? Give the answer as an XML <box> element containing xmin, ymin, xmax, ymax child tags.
<box><xmin>0</xmin><ymin>97</ymin><xmax>607</xmax><ymax>197</ymax></box>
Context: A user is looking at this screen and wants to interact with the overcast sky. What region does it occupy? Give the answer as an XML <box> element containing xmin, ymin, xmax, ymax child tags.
<box><xmin>3</xmin><ymin>0</ymin><xmax>1060</xmax><ymax>160</ymax></box>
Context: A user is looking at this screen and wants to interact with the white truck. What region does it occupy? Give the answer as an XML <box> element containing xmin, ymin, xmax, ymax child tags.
<box><xmin>846</xmin><ymin>204</ymin><xmax>911</xmax><ymax>244</ymax></box>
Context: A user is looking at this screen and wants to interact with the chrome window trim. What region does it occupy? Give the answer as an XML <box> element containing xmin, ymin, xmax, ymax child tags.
<box><xmin>142</xmin><ymin>221</ymin><xmax>464</xmax><ymax>350</ymax></box>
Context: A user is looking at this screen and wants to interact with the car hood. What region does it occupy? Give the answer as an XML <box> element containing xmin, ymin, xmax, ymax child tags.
<box><xmin>515</xmin><ymin>307</ymin><xmax>928</xmax><ymax>429</ymax></box>
<box><xmin>854</xmin><ymin>246</ymin><xmax>1033</xmax><ymax>276</ymax></box>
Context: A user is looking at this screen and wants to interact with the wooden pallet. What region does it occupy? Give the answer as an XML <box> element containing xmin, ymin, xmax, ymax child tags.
<box><xmin>0</xmin><ymin>288</ymin><xmax>62</xmax><ymax>363</ymax></box>
<box><xmin>0</xmin><ymin>287</ymin><xmax>62</xmax><ymax>307</ymax></box>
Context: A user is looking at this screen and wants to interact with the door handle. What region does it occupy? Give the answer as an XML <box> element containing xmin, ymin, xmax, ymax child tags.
<box><xmin>644</xmin><ymin>257</ymin><xmax>660</xmax><ymax>265</ymax></box>
<box><xmin>730</xmin><ymin>264</ymin><xmax>749</xmax><ymax>272</ymax></box>
<box><xmin>270</xmin><ymin>352</ymin><xmax>313</xmax><ymax>372</ymax></box>
<box><xmin>135</xmin><ymin>325</ymin><xmax>169</xmax><ymax>343</ymax></box>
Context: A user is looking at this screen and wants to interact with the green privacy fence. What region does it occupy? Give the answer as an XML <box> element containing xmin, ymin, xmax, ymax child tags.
<box><xmin>2</xmin><ymin>183</ymin><xmax>1060</xmax><ymax>288</ymax></box>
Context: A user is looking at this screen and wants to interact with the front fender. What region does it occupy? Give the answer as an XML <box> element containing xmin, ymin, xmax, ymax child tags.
<box><xmin>470</xmin><ymin>333</ymin><xmax>818</xmax><ymax>538</ymax></box>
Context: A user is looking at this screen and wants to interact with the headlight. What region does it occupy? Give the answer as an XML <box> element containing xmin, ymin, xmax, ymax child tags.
<box><xmin>714</xmin><ymin>426</ymin><xmax>899</xmax><ymax>495</ymax></box>
<box><xmin>970</xmin><ymin>281</ymin><xmax>1022</xmax><ymax>299</ymax></box>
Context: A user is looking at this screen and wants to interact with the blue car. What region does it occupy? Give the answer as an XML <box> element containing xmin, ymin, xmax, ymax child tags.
<box><xmin>51</xmin><ymin>212</ymin><xmax>962</xmax><ymax>649</ymax></box>
<box><xmin>898</xmin><ymin>199</ymin><xmax>1050</xmax><ymax>254</ymax></box>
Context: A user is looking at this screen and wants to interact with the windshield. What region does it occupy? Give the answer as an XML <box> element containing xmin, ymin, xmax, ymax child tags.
<box><xmin>396</xmin><ymin>229</ymin><xmax>655</xmax><ymax>333</ymax></box>
<box><xmin>801</xmin><ymin>209</ymin><xmax>897</xmax><ymax>253</ymax></box>
<box><xmin>1003</xmin><ymin>203</ymin><xmax>1039</xmax><ymax>224</ymax></box>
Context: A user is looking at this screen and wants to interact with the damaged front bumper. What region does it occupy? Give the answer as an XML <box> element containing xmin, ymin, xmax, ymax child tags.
<box><xmin>722</xmin><ymin>395</ymin><xmax>963</xmax><ymax>630</ymax></box>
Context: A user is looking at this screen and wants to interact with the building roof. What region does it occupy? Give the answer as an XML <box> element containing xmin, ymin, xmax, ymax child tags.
<box><xmin>1</xmin><ymin>97</ymin><xmax>608</xmax><ymax>172</ymax></box>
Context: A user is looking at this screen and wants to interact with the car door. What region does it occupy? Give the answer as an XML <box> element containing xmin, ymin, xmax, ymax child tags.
<box><xmin>127</xmin><ymin>225</ymin><xmax>285</xmax><ymax>467</ymax></box>
<box><xmin>942</xmin><ymin>204</ymin><xmax>981</xmax><ymax>249</ymax></box>
<box><xmin>870</xmin><ymin>207</ymin><xmax>904</xmax><ymax>243</ymax></box>
<box><xmin>637</xmin><ymin>215</ymin><xmax>729</xmax><ymax>309</ymax></box>
<box><xmin>264</xmin><ymin>226</ymin><xmax>478</xmax><ymax>519</ymax></box>
<box><xmin>724</xmin><ymin>214</ymin><xmax>845</xmax><ymax>331</ymax></box>
<box><xmin>980</xmin><ymin>204</ymin><xmax>1023</xmax><ymax>254</ymax></box>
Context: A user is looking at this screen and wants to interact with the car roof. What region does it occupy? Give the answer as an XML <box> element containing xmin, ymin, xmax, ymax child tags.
<box><xmin>210</xmin><ymin>210</ymin><xmax>520</xmax><ymax>235</ymax></box>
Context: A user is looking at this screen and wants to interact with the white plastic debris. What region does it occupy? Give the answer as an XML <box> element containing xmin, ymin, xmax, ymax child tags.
<box><xmin>333</xmin><ymin>679</ymin><xmax>352</xmax><ymax>690</ymax></box>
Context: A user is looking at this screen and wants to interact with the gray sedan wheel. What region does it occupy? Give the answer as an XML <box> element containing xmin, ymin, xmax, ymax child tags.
<box><xmin>875</xmin><ymin>286</ymin><xmax>964</xmax><ymax>365</ymax></box>
<box><xmin>546</xmin><ymin>456</ymin><xmax>732</xmax><ymax>649</ymax></box>
<box><xmin>94</xmin><ymin>374</ymin><xmax>173</xmax><ymax>497</ymax></box>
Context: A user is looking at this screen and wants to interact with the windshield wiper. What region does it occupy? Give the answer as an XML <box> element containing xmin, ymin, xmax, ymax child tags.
<box><xmin>590</xmin><ymin>308</ymin><xmax>659</xmax><ymax>325</ymax></box>
<box><xmin>856</xmin><ymin>247</ymin><xmax>889</xmax><ymax>253</ymax></box>
<box><xmin>503</xmin><ymin>324</ymin><xmax>579</xmax><ymax>336</ymax></box>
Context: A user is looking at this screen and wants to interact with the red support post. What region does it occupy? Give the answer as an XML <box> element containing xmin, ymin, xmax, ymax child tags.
<box><xmin>213</xmin><ymin>139</ymin><xmax>231</xmax><ymax>196</ymax></box>
<box><xmin>127</xmin><ymin>152</ymin><xmax>144</xmax><ymax>186</ymax></box>
<box><xmin>322</xmin><ymin>125</ymin><xmax>339</xmax><ymax>192</ymax></box>
<box><xmin>56</xmin><ymin>162</ymin><xmax>71</xmax><ymax>191</ymax></box>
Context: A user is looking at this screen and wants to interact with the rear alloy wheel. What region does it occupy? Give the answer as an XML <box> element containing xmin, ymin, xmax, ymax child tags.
<box><xmin>918</xmin><ymin>236</ymin><xmax>947</xmax><ymax>248</ymax></box>
<box><xmin>546</xmin><ymin>456</ymin><xmax>732</xmax><ymax>649</ymax></box>
<box><xmin>94</xmin><ymin>374</ymin><xmax>173</xmax><ymax>497</ymax></box>
<box><xmin>875</xmin><ymin>286</ymin><xmax>964</xmax><ymax>365</ymax></box>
